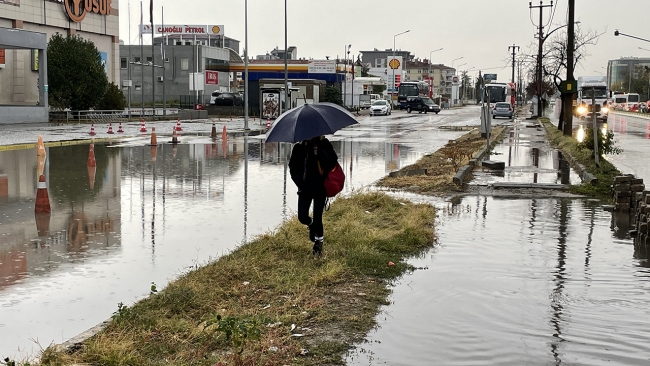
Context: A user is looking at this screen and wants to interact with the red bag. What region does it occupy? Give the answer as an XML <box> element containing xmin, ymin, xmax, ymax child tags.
<box><xmin>324</xmin><ymin>162</ymin><xmax>345</xmax><ymax>197</ymax></box>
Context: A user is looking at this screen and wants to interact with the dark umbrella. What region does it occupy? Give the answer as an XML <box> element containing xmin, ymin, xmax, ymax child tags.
<box><xmin>265</xmin><ymin>102</ymin><xmax>359</xmax><ymax>143</ymax></box>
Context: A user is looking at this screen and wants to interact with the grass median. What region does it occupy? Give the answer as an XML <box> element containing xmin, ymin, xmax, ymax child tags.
<box><xmin>377</xmin><ymin>127</ymin><xmax>505</xmax><ymax>194</ymax></box>
<box><xmin>38</xmin><ymin>192</ymin><xmax>436</xmax><ymax>366</ymax></box>
<box><xmin>540</xmin><ymin>118</ymin><xmax>620</xmax><ymax>200</ymax></box>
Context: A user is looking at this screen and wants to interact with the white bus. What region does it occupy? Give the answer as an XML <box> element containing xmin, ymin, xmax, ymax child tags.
<box><xmin>484</xmin><ymin>83</ymin><xmax>513</xmax><ymax>105</ymax></box>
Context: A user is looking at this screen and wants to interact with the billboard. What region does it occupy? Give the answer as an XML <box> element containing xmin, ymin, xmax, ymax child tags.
<box><xmin>262</xmin><ymin>92</ymin><xmax>280</xmax><ymax>119</ymax></box>
<box><xmin>140</xmin><ymin>24</ymin><xmax>224</xmax><ymax>36</ymax></box>
<box><xmin>308</xmin><ymin>60</ymin><xmax>336</xmax><ymax>74</ymax></box>
<box><xmin>205</xmin><ymin>70</ymin><xmax>218</xmax><ymax>85</ymax></box>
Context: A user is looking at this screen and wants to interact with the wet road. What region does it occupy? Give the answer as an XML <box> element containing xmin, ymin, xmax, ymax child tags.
<box><xmin>0</xmin><ymin>107</ymin><xmax>481</xmax><ymax>358</ymax></box>
<box><xmin>346</xmin><ymin>196</ymin><xmax>648</xmax><ymax>366</ymax></box>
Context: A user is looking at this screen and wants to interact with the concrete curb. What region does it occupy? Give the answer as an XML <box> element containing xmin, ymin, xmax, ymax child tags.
<box><xmin>539</xmin><ymin>119</ymin><xmax>598</xmax><ymax>186</ymax></box>
<box><xmin>611</xmin><ymin>111</ymin><xmax>650</xmax><ymax>120</ymax></box>
<box><xmin>453</xmin><ymin>125</ymin><xmax>509</xmax><ymax>186</ymax></box>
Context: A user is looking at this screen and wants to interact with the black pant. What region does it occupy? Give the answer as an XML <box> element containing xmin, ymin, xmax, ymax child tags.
<box><xmin>298</xmin><ymin>192</ymin><xmax>326</xmax><ymax>242</ymax></box>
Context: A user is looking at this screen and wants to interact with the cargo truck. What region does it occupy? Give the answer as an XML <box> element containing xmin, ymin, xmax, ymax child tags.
<box><xmin>575</xmin><ymin>76</ymin><xmax>609</xmax><ymax>121</ymax></box>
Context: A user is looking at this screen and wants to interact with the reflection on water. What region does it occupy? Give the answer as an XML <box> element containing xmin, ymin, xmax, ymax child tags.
<box><xmin>347</xmin><ymin>197</ymin><xmax>650</xmax><ymax>366</ymax></box>
<box><xmin>0</xmin><ymin>137</ymin><xmax>421</xmax><ymax>358</ymax></box>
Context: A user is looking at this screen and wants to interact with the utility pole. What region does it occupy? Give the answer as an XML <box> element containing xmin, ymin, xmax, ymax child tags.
<box><xmin>509</xmin><ymin>44</ymin><xmax>519</xmax><ymax>84</ymax></box>
<box><xmin>562</xmin><ymin>0</ymin><xmax>576</xmax><ymax>136</ymax></box>
<box><xmin>530</xmin><ymin>0</ymin><xmax>553</xmax><ymax>118</ymax></box>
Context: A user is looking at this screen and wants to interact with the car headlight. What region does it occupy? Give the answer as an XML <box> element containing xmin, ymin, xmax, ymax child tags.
<box><xmin>601</xmin><ymin>107</ymin><xmax>609</xmax><ymax>113</ymax></box>
<box><xmin>577</xmin><ymin>106</ymin><xmax>586</xmax><ymax>114</ymax></box>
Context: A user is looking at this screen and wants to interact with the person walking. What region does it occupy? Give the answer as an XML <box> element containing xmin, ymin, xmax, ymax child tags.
<box><xmin>289</xmin><ymin>135</ymin><xmax>338</xmax><ymax>256</ymax></box>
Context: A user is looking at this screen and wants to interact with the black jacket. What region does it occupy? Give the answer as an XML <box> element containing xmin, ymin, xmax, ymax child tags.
<box><xmin>289</xmin><ymin>138</ymin><xmax>338</xmax><ymax>195</ymax></box>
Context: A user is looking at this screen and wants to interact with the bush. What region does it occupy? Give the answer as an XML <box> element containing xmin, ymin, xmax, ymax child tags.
<box><xmin>578</xmin><ymin>126</ymin><xmax>623</xmax><ymax>156</ymax></box>
<box><xmin>323</xmin><ymin>86</ymin><xmax>343</xmax><ymax>106</ymax></box>
<box><xmin>96</xmin><ymin>82</ymin><xmax>127</xmax><ymax>110</ymax></box>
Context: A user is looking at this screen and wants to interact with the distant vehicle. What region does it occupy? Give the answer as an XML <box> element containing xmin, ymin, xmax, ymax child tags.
<box><xmin>360</xmin><ymin>93</ymin><xmax>381</xmax><ymax>109</ymax></box>
<box><xmin>575</xmin><ymin>76</ymin><xmax>609</xmax><ymax>120</ymax></box>
<box><xmin>212</xmin><ymin>92</ymin><xmax>243</xmax><ymax>106</ymax></box>
<box><xmin>625</xmin><ymin>93</ymin><xmax>641</xmax><ymax>111</ymax></box>
<box><xmin>398</xmin><ymin>81</ymin><xmax>430</xmax><ymax>110</ymax></box>
<box><xmin>483</xmin><ymin>83</ymin><xmax>512</xmax><ymax>105</ymax></box>
<box><xmin>210</xmin><ymin>90</ymin><xmax>222</xmax><ymax>105</ymax></box>
<box><xmin>405</xmin><ymin>96</ymin><xmax>440</xmax><ymax>114</ymax></box>
<box><xmin>492</xmin><ymin>102</ymin><xmax>513</xmax><ymax>119</ymax></box>
<box><xmin>369</xmin><ymin>99</ymin><xmax>391</xmax><ymax>116</ymax></box>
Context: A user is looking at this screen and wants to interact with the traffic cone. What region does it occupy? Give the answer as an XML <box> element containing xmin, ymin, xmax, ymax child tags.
<box><xmin>266</xmin><ymin>118</ymin><xmax>271</xmax><ymax>129</ymax></box>
<box><xmin>175</xmin><ymin>118</ymin><xmax>183</xmax><ymax>131</ymax></box>
<box><xmin>150</xmin><ymin>127</ymin><xmax>158</xmax><ymax>146</ymax></box>
<box><xmin>88</xmin><ymin>164</ymin><xmax>96</xmax><ymax>190</ymax></box>
<box><xmin>37</xmin><ymin>154</ymin><xmax>46</xmax><ymax>177</ymax></box>
<box><xmin>139</xmin><ymin>119</ymin><xmax>147</xmax><ymax>133</ymax></box>
<box><xmin>222</xmin><ymin>126</ymin><xmax>228</xmax><ymax>157</ymax></box>
<box><xmin>117</xmin><ymin>122</ymin><xmax>124</xmax><ymax>133</ymax></box>
<box><xmin>37</xmin><ymin>135</ymin><xmax>46</xmax><ymax>157</ymax></box>
<box><xmin>222</xmin><ymin>125</ymin><xmax>227</xmax><ymax>140</ymax></box>
<box><xmin>171</xmin><ymin>129</ymin><xmax>179</xmax><ymax>144</ymax></box>
<box><xmin>89</xmin><ymin>123</ymin><xmax>97</xmax><ymax>136</ymax></box>
<box><xmin>211</xmin><ymin>123</ymin><xmax>217</xmax><ymax>139</ymax></box>
<box><xmin>34</xmin><ymin>174</ymin><xmax>51</xmax><ymax>214</ymax></box>
<box><xmin>107</xmin><ymin>122</ymin><xmax>114</xmax><ymax>134</ymax></box>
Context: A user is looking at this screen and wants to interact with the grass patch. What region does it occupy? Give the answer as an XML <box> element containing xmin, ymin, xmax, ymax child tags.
<box><xmin>540</xmin><ymin>118</ymin><xmax>620</xmax><ymax>200</ymax></box>
<box><xmin>377</xmin><ymin>127</ymin><xmax>505</xmax><ymax>194</ymax></box>
<box><xmin>38</xmin><ymin>192</ymin><xmax>436</xmax><ymax>366</ymax></box>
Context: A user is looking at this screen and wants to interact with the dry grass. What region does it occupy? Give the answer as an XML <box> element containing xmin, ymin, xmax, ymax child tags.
<box><xmin>377</xmin><ymin>127</ymin><xmax>505</xmax><ymax>194</ymax></box>
<box><xmin>38</xmin><ymin>192</ymin><xmax>435</xmax><ymax>366</ymax></box>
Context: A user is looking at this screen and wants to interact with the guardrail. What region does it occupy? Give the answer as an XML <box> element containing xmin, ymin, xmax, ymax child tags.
<box><xmin>49</xmin><ymin>110</ymin><xmax>128</xmax><ymax>125</ymax></box>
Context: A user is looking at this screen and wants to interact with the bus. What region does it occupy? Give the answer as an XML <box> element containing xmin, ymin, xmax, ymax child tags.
<box><xmin>397</xmin><ymin>81</ymin><xmax>430</xmax><ymax>109</ymax></box>
<box><xmin>483</xmin><ymin>82</ymin><xmax>513</xmax><ymax>105</ymax></box>
<box><xmin>625</xmin><ymin>93</ymin><xmax>641</xmax><ymax>111</ymax></box>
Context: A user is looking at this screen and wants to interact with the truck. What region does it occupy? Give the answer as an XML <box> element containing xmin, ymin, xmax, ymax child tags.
<box><xmin>575</xmin><ymin>76</ymin><xmax>609</xmax><ymax>121</ymax></box>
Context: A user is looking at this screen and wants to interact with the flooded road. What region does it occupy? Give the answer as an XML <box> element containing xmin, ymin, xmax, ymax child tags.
<box><xmin>346</xmin><ymin>196</ymin><xmax>649</xmax><ymax>366</ymax></box>
<box><xmin>0</xmin><ymin>108</ymin><xmax>477</xmax><ymax>358</ymax></box>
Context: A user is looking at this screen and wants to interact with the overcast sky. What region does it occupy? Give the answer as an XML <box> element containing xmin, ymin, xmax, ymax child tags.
<box><xmin>120</xmin><ymin>0</ymin><xmax>649</xmax><ymax>80</ymax></box>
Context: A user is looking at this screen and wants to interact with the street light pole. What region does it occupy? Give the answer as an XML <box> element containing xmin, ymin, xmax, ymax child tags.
<box><xmin>457</xmin><ymin>62</ymin><xmax>466</xmax><ymax>104</ymax></box>
<box><xmin>344</xmin><ymin>44</ymin><xmax>350</xmax><ymax>106</ymax></box>
<box><xmin>451</xmin><ymin>57</ymin><xmax>463</xmax><ymax>105</ymax></box>
<box><xmin>429</xmin><ymin>48</ymin><xmax>443</xmax><ymax>98</ymax></box>
<box><xmin>392</xmin><ymin>29</ymin><xmax>410</xmax><ymax>105</ymax></box>
<box><xmin>284</xmin><ymin>0</ymin><xmax>288</xmax><ymax>113</ymax></box>
<box><xmin>244</xmin><ymin>0</ymin><xmax>249</xmax><ymax>130</ymax></box>
<box><xmin>614</xmin><ymin>30</ymin><xmax>650</xmax><ymax>43</ymax></box>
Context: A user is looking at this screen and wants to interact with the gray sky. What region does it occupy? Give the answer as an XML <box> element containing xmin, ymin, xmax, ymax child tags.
<box><xmin>120</xmin><ymin>0</ymin><xmax>649</xmax><ymax>81</ymax></box>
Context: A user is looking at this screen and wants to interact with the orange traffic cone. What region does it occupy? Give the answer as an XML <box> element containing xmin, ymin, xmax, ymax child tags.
<box><xmin>266</xmin><ymin>119</ymin><xmax>271</xmax><ymax>129</ymax></box>
<box><xmin>211</xmin><ymin>123</ymin><xmax>217</xmax><ymax>139</ymax></box>
<box><xmin>37</xmin><ymin>135</ymin><xmax>46</xmax><ymax>157</ymax></box>
<box><xmin>88</xmin><ymin>164</ymin><xmax>96</xmax><ymax>190</ymax></box>
<box><xmin>87</xmin><ymin>144</ymin><xmax>96</xmax><ymax>167</ymax></box>
<box><xmin>222</xmin><ymin>125</ymin><xmax>227</xmax><ymax>140</ymax></box>
<box><xmin>107</xmin><ymin>123</ymin><xmax>114</xmax><ymax>134</ymax></box>
<box><xmin>175</xmin><ymin>118</ymin><xmax>183</xmax><ymax>131</ymax></box>
<box><xmin>89</xmin><ymin>123</ymin><xmax>97</xmax><ymax>136</ymax></box>
<box><xmin>222</xmin><ymin>126</ymin><xmax>228</xmax><ymax>157</ymax></box>
<box><xmin>35</xmin><ymin>212</ymin><xmax>51</xmax><ymax>239</ymax></box>
<box><xmin>117</xmin><ymin>122</ymin><xmax>124</xmax><ymax>133</ymax></box>
<box><xmin>171</xmin><ymin>129</ymin><xmax>179</xmax><ymax>144</ymax></box>
<box><xmin>34</xmin><ymin>174</ymin><xmax>51</xmax><ymax>214</ymax></box>
<box><xmin>150</xmin><ymin>127</ymin><xmax>158</xmax><ymax>146</ymax></box>
<box><xmin>37</xmin><ymin>154</ymin><xmax>46</xmax><ymax>177</ymax></box>
<box><xmin>139</xmin><ymin>119</ymin><xmax>147</xmax><ymax>133</ymax></box>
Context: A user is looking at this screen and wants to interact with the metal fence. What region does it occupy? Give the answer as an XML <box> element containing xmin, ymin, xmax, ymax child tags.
<box><xmin>49</xmin><ymin>110</ymin><xmax>128</xmax><ymax>125</ymax></box>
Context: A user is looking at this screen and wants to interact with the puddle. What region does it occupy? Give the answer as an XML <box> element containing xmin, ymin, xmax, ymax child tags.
<box><xmin>346</xmin><ymin>196</ymin><xmax>650</xmax><ymax>366</ymax></box>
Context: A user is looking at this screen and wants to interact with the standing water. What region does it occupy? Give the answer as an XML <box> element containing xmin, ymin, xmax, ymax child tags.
<box><xmin>346</xmin><ymin>196</ymin><xmax>650</xmax><ymax>365</ymax></box>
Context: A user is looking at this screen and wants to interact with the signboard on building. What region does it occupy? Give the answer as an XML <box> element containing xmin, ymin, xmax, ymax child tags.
<box><xmin>308</xmin><ymin>60</ymin><xmax>336</xmax><ymax>74</ymax></box>
<box><xmin>64</xmin><ymin>0</ymin><xmax>113</xmax><ymax>22</ymax></box>
<box><xmin>205</xmin><ymin>70</ymin><xmax>219</xmax><ymax>85</ymax></box>
<box><xmin>484</xmin><ymin>74</ymin><xmax>497</xmax><ymax>83</ymax></box>
<box><xmin>140</xmin><ymin>24</ymin><xmax>224</xmax><ymax>36</ymax></box>
<box><xmin>386</xmin><ymin>56</ymin><xmax>403</xmax><ymax>92</ymax></box>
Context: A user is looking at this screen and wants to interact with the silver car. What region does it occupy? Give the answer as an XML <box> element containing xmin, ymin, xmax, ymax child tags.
<box><xmin>492</xmin><ymin>102</ymin><xmax>513</xmax><ymax>119</ymax></box>
<box><xmin>369</xmin><ymin>100</ymin><xmax>391</xmax><ymax>116</ymax></box>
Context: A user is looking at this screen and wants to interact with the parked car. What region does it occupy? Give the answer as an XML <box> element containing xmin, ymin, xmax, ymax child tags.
<box><xmin>492</xmin><ymin>102</ymin><xmax>513</xmax><ymax>119</ymax></box>
<box><xmin>212</xmin><ymin>92</ymin><xmax>243</xmax><ymax>106</ymax></box>
<box><xmin>209</xmin><ymin>91</ymin><xmax>222</xmax><ymax>105</ymax></box>
<box><xmin>361</xmin><ymin>94</ymin><xmax>381</xmax><ymax>109</ymax></box>
<box><xmin>406</xmin><ymin>96</ymin><xmax>440</xmax><ymax>114</ymax></box>
<box><xmin>369</xmin><ymin>99</ymin><xmax>391</xmax><ymax>116</ymax></box>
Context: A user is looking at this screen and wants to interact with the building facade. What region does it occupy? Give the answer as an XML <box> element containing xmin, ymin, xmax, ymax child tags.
<box><xmin>607</xmin><ymin>57</ymin><xmax>650</xmax><ymax>95</ymax></box>
<box><xmin>155</xmin><ymin>34</ymin><xmax>240</xmax><ymax>54</ymax></box>
<box><xmin>120</xmin><ymin>44</ymin><xmax>235</xmax><ymax>106</ymax></box>
<box><xmin>404</xmin><ymin>59</ymin><xmax>455</xmax><ymax>96</ymax></box>
<box><xmin>0</xmin><ymin>0</ymin><xmax>120</xmax><ymax>119</ymax></box>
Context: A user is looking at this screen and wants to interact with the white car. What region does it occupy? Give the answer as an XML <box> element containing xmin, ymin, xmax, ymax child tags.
<box><xmin>369</xmin><ymin>100</ymin><xmax>391</xmax><ymax>116</ymax></box>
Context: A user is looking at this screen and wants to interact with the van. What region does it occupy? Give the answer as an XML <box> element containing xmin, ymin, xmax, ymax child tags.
<box><xmin>360</xmin><ymin>93</ymin><xmax>381</xmax><ymax>109</ymax></box>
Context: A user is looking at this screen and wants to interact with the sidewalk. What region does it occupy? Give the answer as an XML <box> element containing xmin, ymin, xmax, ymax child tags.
<box><xmin>0</xmin><ymin>116</ymin><xmax>267</xmax><ymax>148</ymax></box>
<box><xmin>467</xmin><ymin>108</ymin><xmax>582</xmax><ymax>192</ymax></box>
